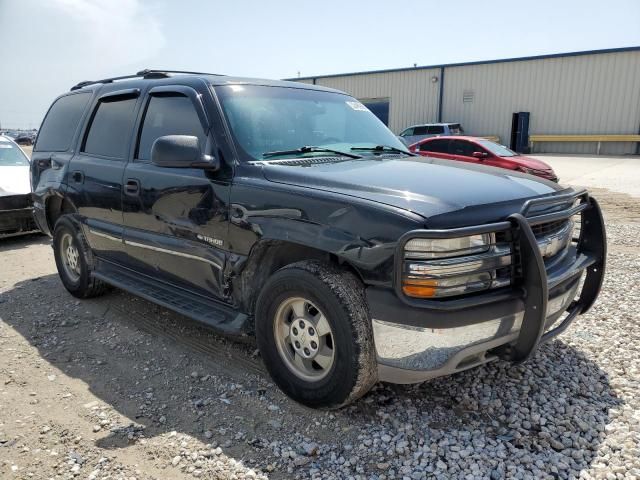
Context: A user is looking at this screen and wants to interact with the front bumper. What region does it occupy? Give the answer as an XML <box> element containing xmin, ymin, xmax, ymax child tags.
<box><xmin>368</xmin><ymin>191</ymin><xmax>606</xmax><ymax>384</ymax></box>
<box><xmin>0</xmin><ymin>194</ymin><xmax>39</xmax><ymax>238</ymax></box>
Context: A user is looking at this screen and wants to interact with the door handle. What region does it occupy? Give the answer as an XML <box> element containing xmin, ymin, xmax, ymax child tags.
<box><xmin>71</xmin><ymin>170</ymin><xmax>84</xmax><ymax>183</ymax></box>
<box><xmin>125</xmin><ymin>178</ymin><xmax>141</xmax><ymax>196</ymax></box>
<box><xmin>36</xmin><ymin>158</ymin><xmax>51</xmax><ymax>169</ymax></box>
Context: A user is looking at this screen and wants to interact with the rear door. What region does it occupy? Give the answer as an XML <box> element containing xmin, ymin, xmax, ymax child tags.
<box><xmin>426</xmin><ymin>125</ymin><xmax>445</xmax><ymax>137</ymax></box>
<box><xmin>66</xmin><ymin>88</ymin><xmax>142</xmax><ymax>264</ymax></box>
<box><xmin>121</xmin><ymin>85</ymin><xmax>230</xmax><ymax>299</ymax></box>
<box><xmin>417</xmin><ymin>138</ymin><xmax>451</xmax><ymax>159</ymax></box>
<box><xmin>31</xmin><ymin>91</ymin><xmax>94</xmax><ymax>234</ymax></box>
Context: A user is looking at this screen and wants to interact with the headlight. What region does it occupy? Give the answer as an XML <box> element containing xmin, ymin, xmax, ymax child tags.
<box><xmin>405</xmin><ymin>234</ymin><xmax>491</xmax><ymax>259</ymax></box>
<box><xmin>402</xmin><ymin>233</ymin><xmax>511</xmax><ymax>298</ymax></box>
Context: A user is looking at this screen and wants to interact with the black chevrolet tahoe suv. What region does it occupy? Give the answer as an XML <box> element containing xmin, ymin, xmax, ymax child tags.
<box><xmin>31</xmin><ymin>70</ymin><xmax>606</xmax><ymax>408</ymax></box>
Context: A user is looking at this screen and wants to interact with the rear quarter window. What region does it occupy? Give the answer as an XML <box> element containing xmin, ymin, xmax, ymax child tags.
<box><xmin>35</xmin><ymin>92</ymin><xmax>92</xmax><ymax>152</ymax></box>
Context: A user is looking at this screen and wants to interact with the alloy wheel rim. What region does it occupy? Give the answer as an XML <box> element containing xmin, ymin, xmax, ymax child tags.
<box><xmin>60</xmin><ymin>232</ymin><xmax>81</xmax><ymax>282</ymax></box>
<box><xmin>273</xmin><ymin>296</ymin><xmax>335</xmax><ymax>382</ymax></box>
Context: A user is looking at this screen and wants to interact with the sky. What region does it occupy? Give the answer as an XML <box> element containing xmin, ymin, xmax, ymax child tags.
<box><xmin>1</xmin><ymin>0</ymin><xmax>639</xmax><ymax>129</ymax></box>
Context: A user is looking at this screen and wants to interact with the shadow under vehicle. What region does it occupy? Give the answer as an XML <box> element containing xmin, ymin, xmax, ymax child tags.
<box><xmin>0</xmin><ymin>262</ymin><xmax>622</xmax><ymax>478</ymax></box>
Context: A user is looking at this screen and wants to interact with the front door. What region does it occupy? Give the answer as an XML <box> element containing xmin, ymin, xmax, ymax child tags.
<box><xmin>121</xmin><ymin>85</ymin><xmax>230</xmax><ymax>299</ymax></box>
<box><xmin>449</xmin><ymin>139</ymin><xmax>482</xmax><ymax>165</ymax></box>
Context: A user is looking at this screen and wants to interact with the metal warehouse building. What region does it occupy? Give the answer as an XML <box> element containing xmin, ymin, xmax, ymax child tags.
<box><xmin>292</xmin><ymin>47</ymin><xmax>640</xmax><ymax>155</ymax></box>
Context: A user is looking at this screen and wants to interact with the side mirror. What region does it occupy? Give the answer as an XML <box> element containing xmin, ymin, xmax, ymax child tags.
<box><xmin>472</xmin><ymin>151</ymin><xmax>488</xmax><ymax>159</ymax></box>
<box><xmin>151</xmin><ymin>135</ymin><xmax>220</xmax><ymax>171</ymax></box>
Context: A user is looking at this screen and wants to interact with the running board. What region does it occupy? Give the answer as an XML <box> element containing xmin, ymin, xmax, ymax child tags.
<box><xmin>92</xmin><ymin>262</ymin><xmax>250</xmax><ymax>336</ymax></box>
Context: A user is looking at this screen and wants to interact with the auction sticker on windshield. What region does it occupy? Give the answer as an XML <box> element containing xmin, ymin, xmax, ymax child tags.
<box><xmin>346</xmin><ymin>101</ymin><xmax>368</xmax><ymax>111</ymax></box>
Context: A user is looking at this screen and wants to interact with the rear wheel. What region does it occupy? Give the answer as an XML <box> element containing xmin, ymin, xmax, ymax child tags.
<box><xmin>256</xmin><ymin>261</ymin><xmax>377</xmax><ymax>408</ymax></box>
<box><xmin>53</xmin><ymin>216</ymin><xmax>110</xmax><ymax>298</ymax></box>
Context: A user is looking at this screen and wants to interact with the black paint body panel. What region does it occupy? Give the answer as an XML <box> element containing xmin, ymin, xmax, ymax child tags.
<box><xmin>30</xmin><ymin>73</ymin><xmax>592</xmax><ymax>335</ymax></box>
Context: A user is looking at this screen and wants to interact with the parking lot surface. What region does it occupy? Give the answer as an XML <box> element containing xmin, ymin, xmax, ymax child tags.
<box><xmin>1</xmin><ymin>155</ymin><xmax>639</xmax><ymax>479</ymax></box>
<box><xmin>533</xmin><ymin>154</ymin><xmax>640</xmax><ymax>198</ymax></box>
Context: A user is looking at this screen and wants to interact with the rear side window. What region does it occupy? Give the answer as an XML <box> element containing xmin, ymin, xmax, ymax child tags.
<box><xmin>412</xmin><ymin>126</ymin><xmax>428</xmax><ymax>136</ymax></box>
<box><xmin>35</xmin><ymin>92</ymin><xmax>91</xmax><ymax>152</ymax></box>
<box><xmin>83</xmin><ymin>97</ymin><xmax>138</xmax><ymax>159</ymax></box>
<box><xmin>136</xmin><ymin>95</ymin><xmax>205</xmax><ymax>161</ymax></box>
<box><xmin>427</xmin><ymin>125</ymin><xmax>445</xmax><ymax>134</ymax></box>
<box><xmin>420</xmin><ymin>139</ymin><xmax>450</xmax><ymax>153</ymax></box>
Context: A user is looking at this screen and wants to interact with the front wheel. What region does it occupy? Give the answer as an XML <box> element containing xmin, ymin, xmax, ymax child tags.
<box><xmin>255</xmin><ymin>261</ymin><xmax>377</xmax><ymax>408</ymax></box>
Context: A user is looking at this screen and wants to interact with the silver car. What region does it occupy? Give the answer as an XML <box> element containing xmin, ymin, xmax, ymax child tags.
<box><xmin>398</xmin><ymin>122</ymin><xmax>464</xmax><ymax>146</ymax></box>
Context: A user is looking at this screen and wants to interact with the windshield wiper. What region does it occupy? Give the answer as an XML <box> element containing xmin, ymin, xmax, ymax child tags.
<box><xmin>262</xmin><ymin>146</ymin><xmax>362</xmax><ymax>159</ymax></box>
<box><xmin>351</xmin><ymin>145</ymin><xmax>416</xmax><ymax>156</ymax></box>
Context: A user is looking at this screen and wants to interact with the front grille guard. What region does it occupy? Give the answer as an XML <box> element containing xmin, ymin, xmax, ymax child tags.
<box><xmin>394</xmin><ymin>189</ymin><xmax>606</xmax><ymax>362</ymax></box>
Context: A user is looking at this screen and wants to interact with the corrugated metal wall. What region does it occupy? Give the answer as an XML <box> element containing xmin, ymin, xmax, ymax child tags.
<box><xmin>443</xmin><ymin>50</ymin><xmax>640</xmax><ymax>154</ymax></box>
<box><xmin>294</xmin><ymin>49</ymin><xmax>640</xmax><ymax>155</ymax></box>
<box><xmin>312</xmin><ymin>69</ymin><xmax>441</xmax><ymax>133</ymax></box>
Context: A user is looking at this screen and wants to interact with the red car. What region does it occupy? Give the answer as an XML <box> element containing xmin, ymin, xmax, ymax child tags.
<box><xmin>409</xmin><ymin>136</ymin><xmax>558</xmax><ymax>182</ymax></box>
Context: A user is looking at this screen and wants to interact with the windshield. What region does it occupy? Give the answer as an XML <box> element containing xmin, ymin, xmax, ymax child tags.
<box><xmin>215</xmin><ymin>85</ymin><xmax>408</xmax><ymax>160</ymax></box>
<box><xmin>449</xmin><ymin>124</ymin><xmax>464</xmax><ymax>134</ymax></box>
<box><xmin>0</xmin><ymin>139</ymin><xmax>30</xmax><ymax>166</ymax></box>
<box><xmin>476</xmin><ymin>139</ymin><xmax>517</xmax><ymax>157</ymax></box>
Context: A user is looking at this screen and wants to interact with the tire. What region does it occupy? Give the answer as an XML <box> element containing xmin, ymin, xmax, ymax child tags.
<box><xmin>53</xmin><ymin>216</ymin><xmax>110</xmax><ymax>299</ymax></box>
<box><xmin>255</xmin><ymin>260</ymin><xmax>377</xmax><ymax>408</ymax></box>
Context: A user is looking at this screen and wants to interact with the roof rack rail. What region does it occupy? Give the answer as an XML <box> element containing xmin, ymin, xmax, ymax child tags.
<box><xmin>70</xmin><ymin>69</ymin><xmax>223</xmax><ymax>91</ymax></box>
<box><xmin>70</xmin><ymin>74</ymin><xmax>144</xmax><ymax>91</ymax></box>
<box><xmin>136</xmin><ymin>69</ymin><xmax>223</xmax><ymax>77</ymax></box>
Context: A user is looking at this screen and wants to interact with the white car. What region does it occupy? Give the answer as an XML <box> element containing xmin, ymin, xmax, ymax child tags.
<box><xmin>0</xmin><ymin>135</ymin><xmax>38</xmax><ymax>238</ymax></box>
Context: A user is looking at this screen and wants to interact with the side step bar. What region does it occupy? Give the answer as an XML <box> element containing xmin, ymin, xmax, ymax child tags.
<box><xmin>92</xmin><ymin>261</ymin><xmax>250</xmax><ymax>336</ymax></box>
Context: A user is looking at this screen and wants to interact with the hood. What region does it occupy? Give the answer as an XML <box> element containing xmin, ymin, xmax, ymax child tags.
<box><xmin>0</xmin><ymin>166</ymin><xmax>31</xmax><ymax>196</ymax></box>
<box><xmin>509</xmin><ymin>155</ymin><xmax>554</xmax><ymax>171</ymax></box>
<box><xmin>261</xmin><ymin>156</ymin><xmax>565</xmax><ymax>223</ymax></box>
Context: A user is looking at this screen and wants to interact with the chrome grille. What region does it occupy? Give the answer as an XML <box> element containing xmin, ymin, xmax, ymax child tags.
<box><xmin>531</xmin><ymin>219</ymin><xmax>568</xmax><ymax>238</ymax></box>
<box><xmin>536</xmin><ymin>220</ymin><xmax>574</xmax><ymax>260</ymax></box>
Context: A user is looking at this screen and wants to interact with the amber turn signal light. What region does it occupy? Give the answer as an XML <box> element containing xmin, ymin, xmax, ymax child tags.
<box><xmin>402</xmin><ymin>279</ymin><xmax>438</xmax><ymax>298</ymax></box>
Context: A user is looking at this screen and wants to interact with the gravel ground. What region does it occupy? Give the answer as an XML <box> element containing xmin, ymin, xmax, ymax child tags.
<box><xmin>0</xmin><ymin>188</ymin><xmax>639</xmax><ymax>480</ymax></box>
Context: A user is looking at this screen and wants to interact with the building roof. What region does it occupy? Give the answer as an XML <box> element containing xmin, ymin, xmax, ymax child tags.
<box><xmin>288</xmin><ymin>46</ymin><xmax>640</xmax><ymax>81</ymax></box>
